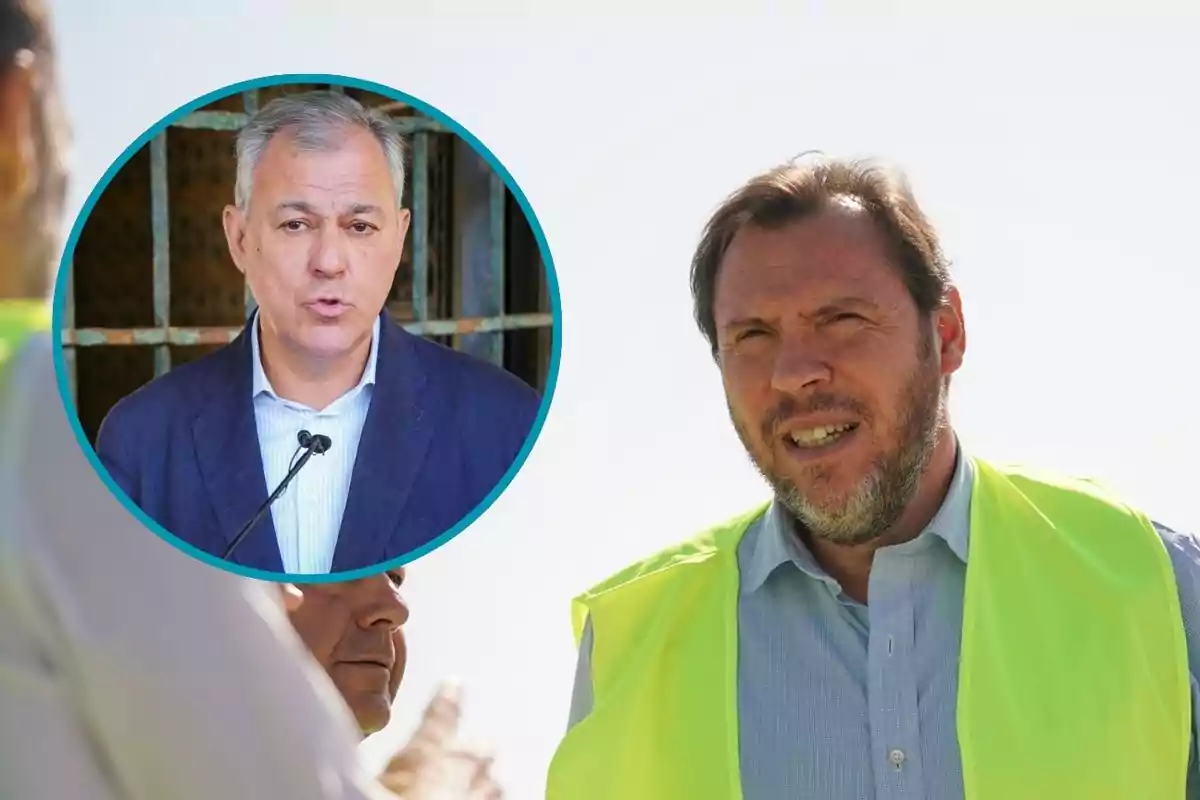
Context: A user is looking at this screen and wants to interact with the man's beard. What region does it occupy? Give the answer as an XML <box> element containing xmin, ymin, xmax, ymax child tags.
<box><xmin>731</xmin><ymin>336</ymin><xmax>945</xmax><ymax>546</ymax></box>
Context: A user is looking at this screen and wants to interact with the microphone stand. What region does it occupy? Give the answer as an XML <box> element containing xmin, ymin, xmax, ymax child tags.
<box><xmin>221</xmin><ymin>431</ymin><xmax>332</xmax><ymax>561</ymax></box>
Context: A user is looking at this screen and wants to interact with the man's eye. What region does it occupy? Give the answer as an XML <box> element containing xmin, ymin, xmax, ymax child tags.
<box><xmin>386</xmin><ymin>571</ymin><xmax>404</xmax><ymax>588</ymax></box>
<box><xmin>349</xmin><ymin>222</ymin><xmax>374</xmax><ymax>234</ymax></box>
<box><xmin>281</xmin><ymin>220</ymin><xmax>308</xmax><ymax>232</ymax></box>
<box><xmin>830</xmin><ymin>313</ymin><xmax>864</xmax><ymax>323</ymax></box>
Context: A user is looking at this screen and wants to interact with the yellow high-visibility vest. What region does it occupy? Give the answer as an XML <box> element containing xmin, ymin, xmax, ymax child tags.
<box><xmin>546</xmin><ymin>459</ymin><xmax>1190</xmax><ymax>800</ymax></box>
<box><xmin>0</xmin><ymin>300</ymin><xmax>50</xmax><ymax>381</ymax></box>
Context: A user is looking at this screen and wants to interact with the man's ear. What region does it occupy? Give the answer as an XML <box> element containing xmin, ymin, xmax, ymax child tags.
<box><xmin>223</xmin><ymin>204</ymin><xmax>249</xmax><ymax>276</ymax></box>
<box><xmin>934</xmin><ymin>286</ymin><xmax>967</xmax><ymax>379</ymax></box>
<box><xmin>0</xmin><ymin>59</ymin><xmax>36</xmax><ymax>216</ymax></box>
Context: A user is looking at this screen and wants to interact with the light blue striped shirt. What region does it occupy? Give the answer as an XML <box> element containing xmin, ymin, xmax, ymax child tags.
<box><xmin>250</xmin><ymin>314</ymin><xmax>378</xmax><ymax>575</ymax></box>
<box><xmin>568</xmin><ymin>448</ymin><xmax>1200</xmax><ymax>798</ymax></box>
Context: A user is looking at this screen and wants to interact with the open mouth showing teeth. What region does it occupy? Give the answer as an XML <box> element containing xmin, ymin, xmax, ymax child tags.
<box><xmin>788</xmin><ymin>422</ymin><xmax>859</xmax><ymax>448</ymax></box>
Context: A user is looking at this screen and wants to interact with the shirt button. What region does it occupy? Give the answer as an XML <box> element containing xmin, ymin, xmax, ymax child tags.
<box><xmin>889</xmin><ymin>749</ymin><xmax>906</xmax><ymax>767</ymax></box>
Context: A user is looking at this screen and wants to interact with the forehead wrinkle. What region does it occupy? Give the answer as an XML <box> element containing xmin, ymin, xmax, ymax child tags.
<box><xmin>715</xmin><ymin>212</ymin><xmax>914</xmax><ymax>324</ymax></box>
<box><xmin>253</xmin><ymin>134</ymin><xmax>396</xmax><ymax>213</ymax></box>
<box><xmin>716</xmin><ymin>266</ymin><xmax>878</xmax><ymax>320</ymax></box>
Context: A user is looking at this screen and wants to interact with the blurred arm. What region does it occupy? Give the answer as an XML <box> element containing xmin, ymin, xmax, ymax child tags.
<box><xmin>0</xmin><ymin>335</ymin><xmax>395</xmax><ymax>800</ymax></box>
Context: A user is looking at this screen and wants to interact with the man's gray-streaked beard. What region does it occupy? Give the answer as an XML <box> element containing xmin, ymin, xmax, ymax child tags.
<box><xmin>732</xmin><ymin>336</ymin><xmax>946</xmax><ymax>546</ymax></box>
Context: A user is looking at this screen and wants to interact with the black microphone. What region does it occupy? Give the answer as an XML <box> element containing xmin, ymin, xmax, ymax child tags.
<box><xmin>221</xmin><ymin>429</ymin><xmax>334</xmax><ymax>561</ymax></box>
<box><xmin>298</xmin><ymin>430</ymin><xmax>332</xmax><ymax>455</ymax></box>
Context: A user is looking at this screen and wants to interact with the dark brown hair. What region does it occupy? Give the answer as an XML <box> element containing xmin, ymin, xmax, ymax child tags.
<box><xmin>690</xmin><ymin>153</ymin><xmax>952</xmax><ymax>355</ymax></box>
<box><xmin>1</xmin><ymin>0</ymin><xmax>66</xmax><ymax>298</ymax></box>
<box><xmin>0</xmin><ymin>0</ymin><xmax>48</xmax><ymax>66</ymax></box>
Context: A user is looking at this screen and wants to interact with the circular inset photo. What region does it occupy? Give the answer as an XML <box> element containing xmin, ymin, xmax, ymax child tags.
<box><xmin>53</xmin><ymin>74</ymin><xmax>560</xmax><ymax>580</ymax></box>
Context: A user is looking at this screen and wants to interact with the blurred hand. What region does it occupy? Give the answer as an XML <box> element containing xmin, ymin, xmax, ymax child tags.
<box><xmin>379</xmin><ymin>682</ymin><xmax>503</xmax><ymax>800</ymax></box>
<box><xmin>278</xmin><ymin>583</ymin><xmax>305</xmax><ymax>613</ymax></box>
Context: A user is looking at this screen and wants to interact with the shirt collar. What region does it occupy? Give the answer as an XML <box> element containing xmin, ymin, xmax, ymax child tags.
<box><xmin>250</xmin><ymin>311</ymin><xmax>380</xmax><ymax>405</ymax></box>
<box><xmin>742</xmin><ymin>439</ymin><xmax>975</xmax><ymax>595</ymax></box>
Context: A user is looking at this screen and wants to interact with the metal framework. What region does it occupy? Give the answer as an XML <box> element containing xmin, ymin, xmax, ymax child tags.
<box><xmin>61</xmin><ymin>88</ymin><xmax>553</xmax><ymax>400</ymax></box>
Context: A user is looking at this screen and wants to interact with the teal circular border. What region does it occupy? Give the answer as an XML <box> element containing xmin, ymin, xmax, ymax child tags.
<box><xmin>51</xmin><ymin>73</ymin><xmax>563</xmax><ymax>584</ymax></box>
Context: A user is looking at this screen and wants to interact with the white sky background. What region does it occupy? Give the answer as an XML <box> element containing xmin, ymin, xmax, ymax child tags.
<box><xmin>43</xmin><ymin>2</ymin><xmax>1200</xmax><ymax>798</ymax></box>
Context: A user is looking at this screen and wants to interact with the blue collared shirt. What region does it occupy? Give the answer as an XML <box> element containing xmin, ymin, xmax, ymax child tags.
<box><xmin>568</xmin><ymin>448</ymin><xmax>1200</xmax><ymax>798</ymax></box>
<box><xmin>250</xmin><ymin>313</ymin><xmax>379</xmax><ymax>575</ymax></box>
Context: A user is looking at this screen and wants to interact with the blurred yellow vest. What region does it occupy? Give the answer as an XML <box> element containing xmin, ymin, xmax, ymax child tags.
<box><xmin>0</xmin><ymin>300</ymin><xmax>49</xmax><ymax>379</ymax></box>
<box><xmin>546</xmin><ymin>459</ymin><xmax>1190</xmax><ymax>800</ymax></box>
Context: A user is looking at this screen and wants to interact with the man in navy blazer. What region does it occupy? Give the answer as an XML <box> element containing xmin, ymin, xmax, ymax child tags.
<box><xmin>95</xmin><ymin>90</ymin><xmax>542</xmax><ymax>575</ymax></box>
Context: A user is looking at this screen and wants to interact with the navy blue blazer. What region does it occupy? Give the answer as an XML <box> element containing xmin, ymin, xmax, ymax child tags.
<box><xmin>95</xmin><ymin>313</ymin><xmax>542</xmax><ymax>573</ymax></box>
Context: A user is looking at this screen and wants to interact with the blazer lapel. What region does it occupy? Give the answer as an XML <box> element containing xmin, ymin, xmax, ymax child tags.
<box><xmin>191</xmin><ymin>319</ymin><xmax>283</xmax><ymax>572</ymax></box>
<box><xmin>331</xmin><ymin>316</ymin><xmax>436</xmax><ymax>571</ymax></box>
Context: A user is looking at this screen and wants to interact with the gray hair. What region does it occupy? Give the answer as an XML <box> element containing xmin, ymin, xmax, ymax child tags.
<box><xmin>233</xmin><ymin>90</ymin><xmax>407</xmax><ymax>210</ymax></box>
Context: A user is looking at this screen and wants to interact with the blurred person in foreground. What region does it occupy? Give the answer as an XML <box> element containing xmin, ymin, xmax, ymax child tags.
<box><xmin>547</xmin><ymin>155</ymin><xmax>1200</xmax><ymax>800</ymax></box>
<box><xmin>282</xmin><ymin>574</ymin><xmax>503</xmax><ymax>798</ymax></box>
<box><xmin>0</xmin><ymin>2</ymin><xmax>494</xmax><ymax>798</ymax></box>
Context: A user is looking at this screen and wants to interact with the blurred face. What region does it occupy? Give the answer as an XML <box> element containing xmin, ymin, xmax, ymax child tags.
<box><xmin>223</xmin><ymin>125</ymin><xmax>410</xmax><ymax>364</ymax></box>
<box><xmin>714</xmin><ymin>205</ymin><xmax>962</xmax><ymax>545</ymax></box>
<box><xmin>287</xmin><ymin>571</ymin><xmax>409</xmax><ymax>736</ymax></box>
<box><xmin>0</xmin><ymin>53</ymin><xmax>67</xmax><ymax>298</ymax></box>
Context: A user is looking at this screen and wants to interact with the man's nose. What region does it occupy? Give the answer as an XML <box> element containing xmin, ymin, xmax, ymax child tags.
<box><xmin>360</xmin><ymin>580</ymin><xmax>409</xmax><ymax>630</ymax></box>
<box><xmin>770</xmin><ymin>336</ymin><xmax>832</xmax><ymax>395</ymax></box>
<box><xmin>310</xmin><ymin>224</ymin><xmax>348</xmax><ymax>277</ymax></box>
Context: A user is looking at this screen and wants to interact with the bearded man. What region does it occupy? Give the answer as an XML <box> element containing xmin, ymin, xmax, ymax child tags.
<box><xmin>546</xmin><ymin>155</ymin><xmax>1200</xmax><ymax>800</ymax></box>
